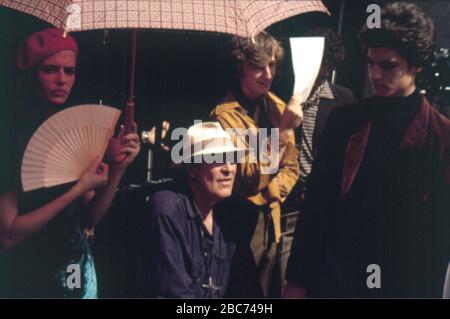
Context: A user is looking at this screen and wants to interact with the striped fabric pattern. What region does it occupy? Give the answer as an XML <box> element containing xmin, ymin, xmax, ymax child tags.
<box><xmin>298</xmin><ymin>81</ymin><xmax>334</xmax><ymax>182</ymax></box>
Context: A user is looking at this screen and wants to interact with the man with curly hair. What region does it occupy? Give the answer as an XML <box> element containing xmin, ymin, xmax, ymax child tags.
<box><xmin>210</xmin><ymin>31</ymin><xmax>304</xmax><ymax>297</ymax></box>
<box><xmin>285</xmin><ymin>2</ymin><xmax>450</xmax><ymax>298</ymax></box>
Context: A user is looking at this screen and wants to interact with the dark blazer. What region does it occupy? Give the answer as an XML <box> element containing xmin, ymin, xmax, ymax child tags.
<box><xmin>285</xmin><ymin>84</ymin><xmax>354</xmax><ymax>209</ymax></box>
<box><xmin>311</xmin><ymin>84</ymin><xmax>355</xmax><ymax>156</ymax></box>
<box><xmin>287</xmin><ymin>96</ymin><xmax>450</xmax><ymax>297</ymax></box>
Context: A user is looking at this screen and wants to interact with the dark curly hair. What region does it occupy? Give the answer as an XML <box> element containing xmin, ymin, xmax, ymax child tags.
<box><xmin>230</xmin><ymin>31</ymin><xmax>284</xmax><ymax>75</ymax></box>
<box><xmin>359</xmin><ymin>2</ymin><xmax>435</xmax><ymax>67</ymax></box>
<box><xmin>305</xmin><ymin>27</ymin><xmax>346</xmax><ymax>72</ymax></box>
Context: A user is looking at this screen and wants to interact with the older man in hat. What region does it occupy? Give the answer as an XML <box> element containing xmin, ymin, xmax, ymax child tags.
<box><xmin>147</xmin><ymin>122</ymin><xmax>243</xmax><ymax>298</ymax></box>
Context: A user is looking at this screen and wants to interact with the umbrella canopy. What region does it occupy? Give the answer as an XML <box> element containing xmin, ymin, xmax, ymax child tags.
<box><xmin>0</xmin><ymin>0</ymin><xmax>329</xmax><ymax>37</ymax></box>
<box><xmin>1</xmin><ymin>0</ymin><xmax>329</xmax><ymax>132</ymax></box>
<box><xmin>2</xmin><ymin>0</ymin><xmax>330</xmax><ymax>143</ymax></box>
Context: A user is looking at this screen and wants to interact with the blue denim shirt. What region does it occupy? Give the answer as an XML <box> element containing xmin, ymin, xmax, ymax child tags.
<box><xmin>149</xmin><ymin>182</ymin><xmax>235</xmax><ymax>298</ymax></box>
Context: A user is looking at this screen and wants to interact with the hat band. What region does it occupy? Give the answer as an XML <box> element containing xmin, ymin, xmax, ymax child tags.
<box><xmin>181</xmin><ymin>136</ymin><xmax>239</xmax><ymax>161</ymax></box>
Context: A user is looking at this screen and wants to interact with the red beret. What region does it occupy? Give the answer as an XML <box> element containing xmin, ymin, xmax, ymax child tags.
<box><xmin>16</xmin><ymin>28</ymin><xmax>79</xmax><ymax>70</ymax></box>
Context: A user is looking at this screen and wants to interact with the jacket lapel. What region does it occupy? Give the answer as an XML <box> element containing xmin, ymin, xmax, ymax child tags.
<box><xmin>399</xmin><ymin>96</ymin><xmax>429</xmax><ymax>150</ymax></box>
<box><xmin>340</xmin><ymin>96</ymin><xmax>430</xmax><ymax>199</ymax></box>
<box><xmin>340</xmin><ymin>122</ymin><xmax>371</xmax><ymax>199</ymax></box>
<box><xmin>313</xmin><ymin>99</ymin><xmax>335</xmax><ymax>153</ymax></box>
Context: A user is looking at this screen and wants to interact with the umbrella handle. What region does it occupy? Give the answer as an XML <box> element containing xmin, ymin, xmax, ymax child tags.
<box><xmin>125</xmin><ymin>30</ymin><xmax>138</xmax><ymax>134</ymax></box>
<box><xmin>125</xmin><ymin>100</ymin><xmax>135</xmax><ymax>133</ymax></box>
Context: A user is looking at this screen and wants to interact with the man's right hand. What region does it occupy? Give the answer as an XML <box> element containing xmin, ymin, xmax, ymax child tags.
<box><xmin>279</xmin><ymin>92</ymin><xmax>304</xmax><ymax>132</ymax></box>
<box><xmin>76</xmin><ymin>156</ymin><xmax>109</xmax><ymax>193</ymax></box>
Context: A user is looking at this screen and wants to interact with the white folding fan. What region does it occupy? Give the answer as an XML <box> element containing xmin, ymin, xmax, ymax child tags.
<box><xmin>21</xmin><ymin>104</ymin><xmax>121</xmax><ymax>192</ymax></box>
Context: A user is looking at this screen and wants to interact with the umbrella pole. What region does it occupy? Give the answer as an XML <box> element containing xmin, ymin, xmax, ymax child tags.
<box><xmin>125</xmin><ymin>29</ymin><xmax>137</xmax><ymax>133</ymax></box>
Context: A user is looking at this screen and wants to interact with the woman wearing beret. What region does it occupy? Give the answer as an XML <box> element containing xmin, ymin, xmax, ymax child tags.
<box><xmin>0</xmin><ymin>28</ymin><xmax>140</xmax><ymax>298</ymax></box>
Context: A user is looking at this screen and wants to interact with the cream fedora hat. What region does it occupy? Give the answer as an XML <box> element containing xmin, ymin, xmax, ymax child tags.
<box><xmin>179</xmin><ymin>122</ymin><xmax>246</xmax><ymax>163</ymax></box>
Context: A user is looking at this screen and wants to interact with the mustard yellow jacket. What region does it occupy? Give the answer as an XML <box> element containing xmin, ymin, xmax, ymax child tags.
<box><xmin>211</xmin><ymin>91</ymin><xmax>300</xmax><ymax>242</ymax></box>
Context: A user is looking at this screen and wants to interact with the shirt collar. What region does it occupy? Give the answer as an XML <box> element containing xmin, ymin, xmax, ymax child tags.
<box><xmin>319</xmin><ymin>81</ymin><xmax>334</xmax><ymax>99</ymax></box>
<box><xmin>308</xmin><ymin>80</ymin><xmax>334</xmax><ymax>102</ymax></box>
<box><xmin>303</xmin><ymin>81</ymin><xmax>334</xmax><ymax>110</ymax></box>
<box><xmin>175</xmin><ymin>178</ymin><xmax>201</xmax><ymax>219</ymax></box>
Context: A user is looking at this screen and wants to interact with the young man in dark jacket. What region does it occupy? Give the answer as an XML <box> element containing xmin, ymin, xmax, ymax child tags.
<box><xmin>285</xmin><ymin>2</ymin><xmax>450</xmax><ymax>298</ymax></box>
